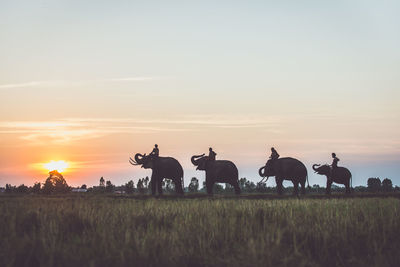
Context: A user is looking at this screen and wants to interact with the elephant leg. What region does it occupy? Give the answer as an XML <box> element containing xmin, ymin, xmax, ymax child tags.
<box><xmin>300</xmin><ymin>180</ymin><xmax>306</xmax><ymax>195</ymax></box>
<box><xmin>276</xmin><ymin>177</ymin><xmax>283</xmax><ymax>195</ymax></box>
<box><xmin>293</xmin><ymin>181</ymin><xmax>299</xmax><ymax>196</ymax></box>
<box><xmin>157</xmin><ymin>178</ymin><xmax>163</xmax><ymax>195</ymax></box>
<box><xmin>326</xmin><ymin>179</ymin><xmax>332</xmax><ymax>195</ymax></box>
<box><xmin>345</xmin><ymin>180</ymin><xmax>350</xmax><ymax>194</ymax></box>
<box><xmin>206</xmin><ymin>179</ymin><xmax>213</xmax><ymax>195</ymax></box>
<box><xmin>231</xmin><ymin>180</ymin><xmax>241</xmax><ymax>195</ymax></box>
<box><xmin>151</xmin><ymin>175</ymin><xmax>157</xmax><ymax>195</ymax></box>
<box><xmin>174</xmin><ymin>178</ymin><xmax>184</xmax><ymax>194</ymax></box>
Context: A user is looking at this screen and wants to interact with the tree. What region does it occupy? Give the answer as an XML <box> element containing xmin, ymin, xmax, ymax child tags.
<box><xmin>16</xmin><ymin>184</ymin><xmax>29</xmax><ymax>194</ymax></box>
<box><xmin>42</xmin><ymin>170</ymin><xmax>70</xmax><ymax>194</ymax></box>
<box><xmin>137</xmin><ymin>178</ymin><xmax>145</xmax><ymax>194</ymax></box>
<box><xmin>188</xmin><ymin>177</ymin><xmax>199</xmax><ymax>193</ymax></box>
<box><xmin>5</xmin><ymin>184</ymin><xmax>15</xmax><ymax>193</ymax></box>
<box><xmin>32</xmin><ymin>182</ymin><xmax>41</xmax><ymax>193</ymax></box>
<box><xmin>213</xmin><ymin>183</ymin><xmax>224</xmax><ymax>194</ymax></box>
<box><xmin>256</xmin><ymin>182</ymin><xmax>268</xmax><ymax>193</ymax></box>
<box><xmin>144</xmin><ymin>176</ymin><xmax>149</xmax><ymax>188</ymax></box>
<box><xmin>42</xmin><ymin>179</ymin><xmax>54</xmax><ymax>194</ymax></box>
<box><xmin>81</xmin><ymin>184</ymin><xmax>87</xmax><ymax>189</ymax></box>
<box><xmin>224</xmin><ymin>183</ymin><xmax>234</xmax><ymax>193</ymax></box>
<box><xmin>382</xmin><ymin>178</ymin><xmax>393</xmax><ymax>192</ymax></box>
<box><xmin>105</xmin><ymin>180</ymin><xmax>114</xmax><ymax>193</ymax></box>
<box><xmin>162</xmin><ymin>179</ymin><xmax>175</xmax><ymax>193</ymax></box>
<box><xmin>239</xmin><ymin>177</ymin><xmax>256</xmax><ymax>193</ymax></box>
<box><xmin>367</xmin><ymin>177</ymin><xmax>381</xmax><ymax>192</ymax></box>
<box><xmin>100</xmin><ymin>177</ymin><xmax>105</xmax><ymax>187</ymax></box>
<box><xmin>125</xmin><ymin>180</ymin><xmax>135</xmax><ymax>194</ymax></box>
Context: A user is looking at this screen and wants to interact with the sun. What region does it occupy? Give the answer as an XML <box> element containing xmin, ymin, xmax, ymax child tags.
<box><xmin>44</xmin><ymin>160</ymin><xmax>69</xmax><ymax>173</ymax></box>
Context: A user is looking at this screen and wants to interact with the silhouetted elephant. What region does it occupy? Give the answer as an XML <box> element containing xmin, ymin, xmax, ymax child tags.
<box><xmin>312</xmin><ymin>164</ymin><xmax>352</xmax><ymax>194</ymax></box>
<box><xmin>130</xmin><ymin>153</ymin><xmax>184</xmax><ymax>195</ymax></box>
<box><xmin>191</xmin><ymin>154</ymin><xmax>240</xmax><ymax>194</ymax></box>
<box><xmin>259</xmin><ymin>157</ymin><xmax>309</xmax><ymax>195</ymax></box>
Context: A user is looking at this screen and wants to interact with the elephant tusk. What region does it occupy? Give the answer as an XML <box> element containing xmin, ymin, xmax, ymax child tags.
<box><xmin>129</xmin><ymin>157</ymin><xmax>140</xmax><ymax>165</ymax></box>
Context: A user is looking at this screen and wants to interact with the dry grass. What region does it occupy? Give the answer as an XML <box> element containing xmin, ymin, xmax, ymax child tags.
<box><xmin>0</xmin><ymin>195</ymin><xmax>399</xmax><ymax>267</ymax></box>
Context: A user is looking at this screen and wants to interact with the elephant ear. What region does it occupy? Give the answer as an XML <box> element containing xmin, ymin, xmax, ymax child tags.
<box><xmin>264</xmin><ymin>164</ymin><xmax>275</xmax><ymax>176</ymax></box>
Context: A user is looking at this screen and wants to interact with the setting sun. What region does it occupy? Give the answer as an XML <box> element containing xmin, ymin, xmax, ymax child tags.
<box><xmin>44</xmin><ymin>160</ymin><xmax>69</xmax><ymax>173</ymax></box>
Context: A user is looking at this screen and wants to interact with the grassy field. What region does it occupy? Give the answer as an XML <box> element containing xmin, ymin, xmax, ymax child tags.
<box><xmin>0</xmin><ymin>194</ymin><xmax>399</xmax><ymax>267</ymax></box>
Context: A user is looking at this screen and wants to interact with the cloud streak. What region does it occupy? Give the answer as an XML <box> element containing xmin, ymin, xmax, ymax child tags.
<box><xmin>0</xmin><ymin>116</ymin><xmax>280</xmax><ymax>145</ymax></box>
<box><xmin>0</xmin><ymin>77</ymin><xmax>160</xmax><ymax>89</ymax></box>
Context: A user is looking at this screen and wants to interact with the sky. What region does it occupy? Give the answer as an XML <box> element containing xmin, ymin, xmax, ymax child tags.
<box><xmin>0</xmin><ymin>0</ymin><xmax>399</xmax><ymax>188</ymax></box>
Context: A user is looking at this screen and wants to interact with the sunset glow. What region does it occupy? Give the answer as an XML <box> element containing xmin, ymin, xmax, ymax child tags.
<box><xmin>0</xmin><ymin>1</ymin><xmax>399</xmax><ymax>188</ymax></box>
<box><xmin>44</xmin><ymin>160</ymin><xmax>69</xmax><ymax>173</ymax></box>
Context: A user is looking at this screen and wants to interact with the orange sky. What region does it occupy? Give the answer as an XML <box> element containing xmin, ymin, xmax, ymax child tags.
<box><xmin>1</xmin><ymin>1</ymin><xmax>399</xmax><ymax>187</ymax></box>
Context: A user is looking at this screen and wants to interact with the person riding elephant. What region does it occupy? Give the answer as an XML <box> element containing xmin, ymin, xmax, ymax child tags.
<box><xmin>208</xmin><ymin>147</ymin><xmax>216</xmax><ymax>161</ymax></box>
<box><xmin>331</xmin><ymin>152</ymin><xmax>339</xmax><ymax>176</ymax></box>
<box><xmin>259</xmin><ymin>156</ymin><xmax>309</xmax><ymax>195</ymax></box>
<box><xmin>269</xmin><ymin>147</ymin><xmax>280</xmax><ymax>160</ymax></box>
<box><xmin>130</xmin><ymin>152</ymin><xmax>184</xmax><ymax>195</ymax></box>
<box><xmin>150</xmin><ymin>144</ymin><xmax>159</xmax><ymax>158</ymax></box>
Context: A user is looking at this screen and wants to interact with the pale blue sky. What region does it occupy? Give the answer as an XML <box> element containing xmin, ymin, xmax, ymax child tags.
<box><xmin>0</xmin><ymin>0</ymin><xmax>399</xmax><ymax>187</ymax></box>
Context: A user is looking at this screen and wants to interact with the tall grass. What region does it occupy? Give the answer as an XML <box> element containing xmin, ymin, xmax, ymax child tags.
<box><xmin>0</xmin><ymin>196</ymin><xmax>399</xmax><ymax>267</ymax></box>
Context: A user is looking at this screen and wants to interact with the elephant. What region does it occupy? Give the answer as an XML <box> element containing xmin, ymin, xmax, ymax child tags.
<box><xmin>312</xmin><ymin>164</ymin><xmax>352</xmax><ymax>194</ymax></box>
<box><xmin>129</xmin><ymin>153</ymin><xmax>184</xmax><ymax>195</ymax></box>
<box><xmin>258</xmin><ymin>157</ymin><xmax>309</xmax><ymax>195</ymax></box>
<box><xmin>191</xmin><ymin>154</ymin><xmax>240</xmax><ymax>194</ymax></box>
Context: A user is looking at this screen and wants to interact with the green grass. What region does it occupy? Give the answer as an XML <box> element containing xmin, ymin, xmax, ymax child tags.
<box><xmin>0</xmin><ymin>195</ymin><xmax>399</xmax><ymax>267</ymax></box>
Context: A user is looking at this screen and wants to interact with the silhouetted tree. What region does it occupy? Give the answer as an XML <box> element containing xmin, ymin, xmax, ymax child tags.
<box><xmin>81</xmin><ymin>184</ymin><xmax>87</xmax><ymax>189</ymax></box>
<box><xmin>367</xmin><ymin>177</ymin><xmax>381</xmax><ymax>192</ymax></box>
<box><xmin>42</xmin><ymin>179</ymin><xmax>53</xmax><ymax>194</ymax></box>
<box><xmin>137</xmin><ymin>178</ymin><xmax>145</xmax><ymax>194</ymax></box>
<box><xmin>353</xmin><ymin>186</ymin><xmax>367</xmax><ymax>193</ymax></box>
<box><xmin>213</xmin><ymin>183</ymin><xmax>224</xmax><ymax>194</ymax></box>
<box><xmin>188</xmin><ymin>177</ymin><xmax>199</xmax><ymax>193</ymax></box>
<box><xmin>32</xmin><ymin>182</ymin><xmax>41</xmax><ymax>193</ymax></box>
<box><xmin>100</xmin><ymin>177</ymin><xmax>105</xmax><ymax>187</ymax></box>
<box><xmin>41</xmin><ymin>170</ymin><xmax>70</xmax><ymax>194</ymax></box>
<box><xmin>239</xmin><ymin>177</ymin><xmax>256</xmax><ymax>193</ymax></box>
<box><xmin>125</xmin><ymin>180</ymin><xmax>135</xmax><ymax>194</ymax></box>
<box><xmin>105</xmin><ymin>180</ymin><xmax>114</xmax><ymax>193</ymax></box>
<box><xmin>16</xmin><ymin>184</ymin><xmax>29</xmax><ymax>194</ymax></box>
<box><xmin>224</xmin><ymin>183</ymin><xmax>234</xmax><ymax>193</ymax></box>
<box><xmin>256</xmin><ymin>182</ymin><xmax>268</xmax><ymax>193</ymax></box>
<box><xmin>5</xmin><ymin>184</ymin><xmax>15</xmax><ymax>193</ymax></box>
<box><xmin>382</xmin><ymin>178</ymin><xmax>393</xmax><ymax>192</ymax></box>
<box><xmin>162</xmin><ymin>179</ymin><xmax>175</xmax><ymax>193</ymax></box>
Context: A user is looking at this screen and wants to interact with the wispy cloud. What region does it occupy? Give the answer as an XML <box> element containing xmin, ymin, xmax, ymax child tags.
<box><xmin>0</xmin><ymin>81</ymin><xmax>51</xmax><ymax>89</ymax></box>
<box><xmin>0</xmin><ymin>77</ymin><xmax>160</xmax><ymax>89</ymax></box>
<box><xmin>0</xmin><ymin>116</ymin><xmax>279</xmax><ymax>145</ymax></box>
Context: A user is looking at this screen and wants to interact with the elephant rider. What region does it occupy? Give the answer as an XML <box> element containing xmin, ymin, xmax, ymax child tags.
<box><xmin>330</xmin><ymin>152</ymin><xmax>339</xmax><ymax>176</ymax></box>
<box><xmin>269</xmin><ymin>147</ymin><xmax>280</xmax><ymax>161</ymax></box>
<box><xmin>266</xmin><ymin>147</ymin><xmax>279</xmax><ymax>175</ymax></box>
<box><xmin>208</xmin><ymin>147</ymin><xmax>216</xmax><ymax>161</ymax></box>
<box><xmin>149</xmin><ymin>144</ymin><xmax>159</xmax><ymax>158</ymax></box>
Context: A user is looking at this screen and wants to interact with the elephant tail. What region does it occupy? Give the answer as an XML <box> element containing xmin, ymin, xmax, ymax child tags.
<box><xmin>306</xmin><ymin>174</ymin><xmax>310</xmax><ymax>189</ymax></box>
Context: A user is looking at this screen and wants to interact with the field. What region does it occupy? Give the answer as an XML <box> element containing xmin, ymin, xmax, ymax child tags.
<box><xmin>1</xmin><ymin>194</ymin><xmax>399</xmax><ymax>267</ymax></box>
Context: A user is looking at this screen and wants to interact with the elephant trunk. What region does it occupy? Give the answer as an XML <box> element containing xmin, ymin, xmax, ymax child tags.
<box><xmin>258</xmin><ymin>166</ymin><xmax>266</xmax><ymax>177</ymax></box>
<box><xmin>134</xmin><ymin>153</ymin><xmax>145</xmax><ymax>164</ymax></box>
<box><xmin>191</xmin><ymin>154</ymin><xmax>204</xmax><ymax>165</ymax></box>
<box><xmin>312</xmin><ymin>164</ymin><xmax>320</xmax><ymax>171</ymax></box>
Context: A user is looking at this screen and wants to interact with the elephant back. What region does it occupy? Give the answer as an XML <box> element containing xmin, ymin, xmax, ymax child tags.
<box><xmin>335</xmin><ymin>166</ymin><xmax>352</xmax><ymax>178</ymax></box>
<box><xmin>210</xmin><ymin>160</ymin><xmax>238</xmax><ymax>179</ymax></box>
<box><xmin>155</xmin><ymin>156</ymin><xmax>184</xmax><ymax>178</ymax></box>
<box><xmin>272</xmin><ymin>157</ymin><xmax>307</xmax><ymax>178</ymax></box>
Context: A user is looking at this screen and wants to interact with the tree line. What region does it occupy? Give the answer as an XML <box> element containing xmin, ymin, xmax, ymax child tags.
<box><xmin>1</xmin><ymin>172</ymin><xmax>398</xmax><ymax>194</ymax></box>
